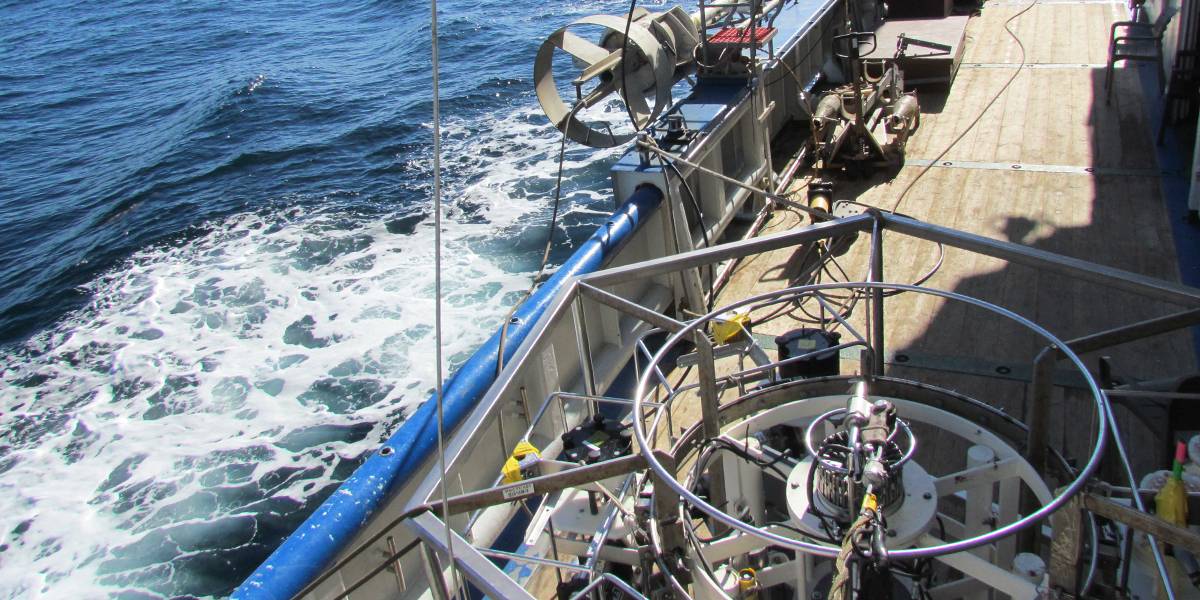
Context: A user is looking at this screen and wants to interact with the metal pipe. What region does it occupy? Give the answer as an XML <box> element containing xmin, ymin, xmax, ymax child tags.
<box><xmin>478</xmin><ymin>548</ymin><xmax>591</xmax><ymax>573</ymax></box>
<box><xmin>1064</xmin><ymin>307</ymin><xmax>1200</xmax><ymax>355</ymax></box>
<box><xmin>572</xmin><ymin>295</ymin><xmax>597</xmax><ymax>397</ymax></box>
<box><xmin>579</xmin><ymin>282</ymin><xmax>685</xmax><ymax>334</ymax></box>
<box><xmin>637</xmin><ymin>335</ymin><xmax>674</xmax><ymax>393</ymax></box>
<box><xmin>880</xmin><ymin>212</ymin><xmax>1200</xmax><ymax>309</ymax></box>
<box><xmin>814</xmin><ymin>293</ymin><xmax>869</xmax><ymax>345</ymax></box>
<box><xmin>584</xmin><ymin>214</ymin><xmax>872</xmax><ymax>287</ymax></box>
<box><xmin>870</xmin><ymin>214</ymin><xmax>885</xmax><ymax>376</ymax></box>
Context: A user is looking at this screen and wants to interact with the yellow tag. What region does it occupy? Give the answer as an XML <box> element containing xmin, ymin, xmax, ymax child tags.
<box><xmin>501</xmin><ymin>441</ymin><xmax>541</xmax><ymax>484</ymax></box>
<box><xmin>862</xmin><ymin>494</ymin><xmax>877</xmax><ymax>513</ymax></box>
<box><xmin>712</xmin><ymin>313</ymin><xmax>751</xmax><ymax>345</ymax></box>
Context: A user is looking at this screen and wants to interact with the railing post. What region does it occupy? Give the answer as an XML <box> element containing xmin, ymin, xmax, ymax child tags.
<box><xmin>572</xmin><ymin>293</ymin><xmax>597</xmax><ymax>398</ymax></box>
<box><xmin>694</xmin><ymin>331</ymin><xmax>728</xmax><ymax>535</ymax></box>
<box><xmin>870</xmin><ymin>212</ymin><xmax>885</xmax><ymax>377</ymax></box>
<box><xmin>1019</xmin><ymin>346</ymin><xmax>1057</xmax><ymax>554</ymax></box>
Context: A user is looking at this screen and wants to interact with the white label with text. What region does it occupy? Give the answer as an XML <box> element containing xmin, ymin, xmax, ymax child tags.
<box><xmin>503</xmin><ymin>482</ymin><xmax>535</xmax><ymax>500</ymax></box>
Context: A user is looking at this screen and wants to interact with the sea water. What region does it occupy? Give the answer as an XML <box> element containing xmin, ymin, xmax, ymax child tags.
<box><xmin>0</xmin><ymin>0</ymin><xmax>671</xmax><ymax>596</ymax></box>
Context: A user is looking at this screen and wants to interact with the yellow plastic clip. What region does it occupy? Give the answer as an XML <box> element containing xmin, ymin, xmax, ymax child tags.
<box><xmin>862</xmin><ymin>493</ymin><xmax>878</xmax><ymax>514</ymax></box>
<box><xmin>712</xmin><ymin>313</ymin><xmax>751</xmax><ymax>345</ymax></box>
<box><xmin>501</xmin><ymin>441</ymin><xmax>541</xmax><ymax>484</ymax></box>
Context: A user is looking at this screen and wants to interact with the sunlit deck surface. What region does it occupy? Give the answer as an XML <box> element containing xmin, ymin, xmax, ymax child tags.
<box><xmin>685</xmin><ymin>0</ymin><xmax>1193</xmax><ymax>484</ymax></box>
<box><xmin>520</xmin><ymin>7</ymin><xmax>1197</xmax><ymax>600</ymax></box>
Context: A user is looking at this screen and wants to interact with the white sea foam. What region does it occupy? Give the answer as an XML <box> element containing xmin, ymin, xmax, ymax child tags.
<box><xmin>0</xmin><ymin>102</ymin><xmax>630</xmax><ymax>599</ymax></box>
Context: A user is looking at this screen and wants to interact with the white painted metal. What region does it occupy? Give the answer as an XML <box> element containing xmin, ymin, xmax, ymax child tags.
<box><xmin>964</xmin><ymin>445</ymin><xmax>996</xmax><ymax>600</ymax></box>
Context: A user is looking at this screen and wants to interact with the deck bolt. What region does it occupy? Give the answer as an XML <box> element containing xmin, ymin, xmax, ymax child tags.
<box><xmin>923</xmin><ymin>492</ymin><xmax>932</xmax><ymax>500</ymax></box>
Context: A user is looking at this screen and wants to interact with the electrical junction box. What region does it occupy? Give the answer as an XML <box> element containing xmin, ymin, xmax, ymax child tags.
<box><xmin>774</xmin><ymin>328</ymin><xmax>841</xmax><ymax>379</ymax></box>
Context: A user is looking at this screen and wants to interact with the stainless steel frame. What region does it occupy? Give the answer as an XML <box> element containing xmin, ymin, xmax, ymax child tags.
<box><xmin>297</xmin><ymin>207</ymin><xmax>1200</xmax><ymax>600</ymax></box>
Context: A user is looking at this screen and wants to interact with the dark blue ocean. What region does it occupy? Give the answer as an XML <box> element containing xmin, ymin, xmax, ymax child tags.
<box><xmin>0</xmin><ymin>0</ymin><xmax>661</xmax><ymax>596</ymax></box>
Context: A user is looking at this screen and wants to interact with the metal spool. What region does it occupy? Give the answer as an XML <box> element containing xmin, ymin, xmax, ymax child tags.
<box><xmin>813</xmin><ymin>430</ymin><xmax>906</xmax><ymax>518</ymax></box>
<box><xmin>533</xmin><ymin>8</ymin><xmax>698</xmax><ymax>148</ymax></box>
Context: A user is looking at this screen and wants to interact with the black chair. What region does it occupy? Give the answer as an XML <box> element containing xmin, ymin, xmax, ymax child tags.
<box><xmin>1158</xmin><ymin>50</ymin><xmax>1200</xmax><ymax>145</ymax></box>
<box><xmin>1105</xmin><ymin>6</ymin><xmax>1178</xmax><ymax>105</ymax></box>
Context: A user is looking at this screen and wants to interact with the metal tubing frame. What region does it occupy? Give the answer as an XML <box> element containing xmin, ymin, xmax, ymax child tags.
<box><xmin>407</xmin><ymin>511</ymin><xmax>539</xmax><ymax>600</ymax></box>
<box><xmin>582</xmin><ymin>212</ymin><xmax>1200</xmax><ymax>308</ymax></box>
<box><xmin>579</xmin><ymin>282</ymin><xmax>686</xmax><ymax>334</ymax></box>
<box><xmin>631</xmin><ymin>281</ymin><xmax>1110</xmax><ymax>560</ymax></box>
<box><xmin>870</xmin><ymin>212</ymin><xmax>885</xmax><ymax>376</ymax></box>
<box><xmin>364</xmin><ymin>209</ymin><xmax>1200</xmax><ymax>599</ymax></box>
<box><xmin>1062</xmin><ymin>306</ymin><xmax>1200</xmax><ymax>356</ymax></box>
<box><xmin>880</xmin><ymin>213</ymin><xmax>1200</xmax><ymax>308</ymax></box>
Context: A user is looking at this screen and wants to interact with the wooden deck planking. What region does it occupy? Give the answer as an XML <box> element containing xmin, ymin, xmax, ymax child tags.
<box><xmin>641</xmin><ymin>0</ymin><xmax>1195</xmax><ymax>491</ymax></box>
<box><xmin>711</xmin><ymin>0</ymin><xmax>1197</xmax><ymax>479</ymax></box>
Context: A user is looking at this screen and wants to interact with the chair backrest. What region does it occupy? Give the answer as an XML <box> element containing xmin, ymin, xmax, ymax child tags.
<box><xmin>1154</xmin><ymin>6</ymin><xmax>1179</xmax><ymax>36</ymax></box>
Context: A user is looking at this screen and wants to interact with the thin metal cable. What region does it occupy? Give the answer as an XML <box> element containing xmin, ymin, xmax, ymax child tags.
<box><xmin>429</xmin><ymin>0</ymin><xmax>459</xmax><ymax>595</ymax></box>
<box><xmin>496</xmin><ymin>102</ymin><xmax>582</xmax><ymax>377</ymax></box>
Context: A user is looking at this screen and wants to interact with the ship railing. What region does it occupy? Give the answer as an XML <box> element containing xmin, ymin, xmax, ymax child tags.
<box><xmin>290</xmin><ymin>448</ymin><xmax>672</xmax><ymax>600</ymax></box>
<box><xmin>572</xmin><ymin>209</ymin><xmax>1200</xmax><ymax>598</ymax></box>
<box><xmin>306</xmin><ymin>209</ymin><xmax>1200</xmax><ymax>600</ymax></box>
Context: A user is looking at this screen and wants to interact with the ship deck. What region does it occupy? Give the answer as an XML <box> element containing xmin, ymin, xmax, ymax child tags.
<box><xmin>701</xmin><ymin>0</ymin><xmax>1194</xmax><ymax>483</ymax></box>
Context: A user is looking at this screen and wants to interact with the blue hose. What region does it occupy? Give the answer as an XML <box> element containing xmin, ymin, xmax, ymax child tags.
<box><xmin>233</xmin><ymin>183</ymin><xmax>664</xmax><ymax>600</ymax></box>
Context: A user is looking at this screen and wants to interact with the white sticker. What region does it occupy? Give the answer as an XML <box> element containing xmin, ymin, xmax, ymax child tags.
<box><xmin>503</xmin><ymin>482</ymin><xmax>535</xmax><ymax>500</ymax></box>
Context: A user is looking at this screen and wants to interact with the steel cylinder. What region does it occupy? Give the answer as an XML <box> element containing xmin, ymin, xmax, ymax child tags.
<box><xmin>811</xmin><ymin>93</ymin><xmax>842</xmax><ymax>129</ymax></box>
<box><xmin>888</xmin><ymin>94</ymin><xmax>919</xmax><ymax>131</ymax></box>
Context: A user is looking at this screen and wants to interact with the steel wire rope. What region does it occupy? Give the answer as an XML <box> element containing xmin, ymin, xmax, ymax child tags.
<box><xmin>429</xmin><ymin>0</ymin><xmax>462</xmax><ymax>594</ymax></box>
<box><xmin>658</xmin><ymin>154</ymin><xmax>716</xmax><ymax>313</ymax></box>
<box><xmin>889</xmin><ymin>1</ymin><xmax>1037</xmax><ymax>214</ymax></box>
<box><xmin>496</xmin><ymin>103</ymin><xmax>583</xmax><ymax>377</ymax></box>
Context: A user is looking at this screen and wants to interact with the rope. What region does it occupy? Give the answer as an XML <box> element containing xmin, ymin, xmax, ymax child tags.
<box><xmin>429</xmin><ymin>0</ymin><xmax>460</xmax><ymax>595</ymax></box>
<box><xmin>829</xmin><ymin>512</ymin><xmax>873</xmax><ymax>600</ymax></box>
<box><xmin>496</xmin><ymin>103</ymin><xmax>582</xmax><ymax>377</ymax></box>
<box><xmin>889</xmin><ymin>0</ymin><xmax>1038</xmax><ymax>214</ymax></box>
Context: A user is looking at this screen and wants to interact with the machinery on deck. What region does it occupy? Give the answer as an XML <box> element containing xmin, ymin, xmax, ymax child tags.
<box><xmin>807</xmin><ymin>32</ymin><xmax>920</xmax><ymax>189</ymax></box>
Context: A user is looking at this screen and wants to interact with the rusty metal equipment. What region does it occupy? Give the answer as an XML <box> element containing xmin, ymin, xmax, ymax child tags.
<box><xmin>806</xmin><ymin>32</ymin><xmax>920</xmax><ymax>185</ymax></box>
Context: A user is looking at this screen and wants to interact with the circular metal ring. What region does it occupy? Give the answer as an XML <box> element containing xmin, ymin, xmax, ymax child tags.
<box><xmin>534</xmin><ymin>14</ymin><xmax>675</xmax><ymax>148</ymax></box>
<box><xmin>631</xmin><ymin>281</ymin><xmax>1108</xmax><ymax>560</ymax></box>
